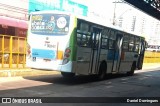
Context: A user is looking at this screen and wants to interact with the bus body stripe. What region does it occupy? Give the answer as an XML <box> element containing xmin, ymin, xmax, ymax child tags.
<box><xmin>57</xmin><ymin>51</ymin><xmax>63</xmax><ymax>60</ymax></box>
<box><xmin>69</xmin><ymin>17</ymin><xmax>77</xmax><ymax>61</ymax></box>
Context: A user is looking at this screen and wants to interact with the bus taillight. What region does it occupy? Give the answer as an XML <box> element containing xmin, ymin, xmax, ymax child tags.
<box><xmin>62</xmin><ymin>48</ymin><xmax>71</xmax><ymax>64</ymax></box>
<box><xmin>65</xmin><ymin>54</ymin><xmax>70</xmax><ymax>58</ymax></box>
<box><xmin>64</xmin><ymin>48</ymin><xmax>71</xmax><ymax>58</ymax></box>
<box><xmin>65</xmin><ymin>48</ymin><xmax>71</xmax><ymax>53</ymax></box>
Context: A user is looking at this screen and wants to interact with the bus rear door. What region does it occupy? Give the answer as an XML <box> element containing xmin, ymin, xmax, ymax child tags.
<box><xmin>112</xmin><ymin>34</ymin><xmax>123</xmax><ymax>73</ymax></box>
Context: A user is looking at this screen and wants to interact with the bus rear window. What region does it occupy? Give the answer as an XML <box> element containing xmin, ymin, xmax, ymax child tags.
<box><xmin>31</xmin><ymin>14</ymin><xmax>70</xmax><ymax>35</ymax></box>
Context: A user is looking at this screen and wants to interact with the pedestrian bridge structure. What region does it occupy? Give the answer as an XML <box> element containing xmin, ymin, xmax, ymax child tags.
<box><xmin>124</xmin><ymin>0</ymin><xmax>160</xmax><ymax>20</ymax></box>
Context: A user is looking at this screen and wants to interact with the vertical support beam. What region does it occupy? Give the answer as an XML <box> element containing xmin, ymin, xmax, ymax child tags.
<box><xmin>9</xmin><ymin>36</ymin><xmax>13</xmax><ymax>68</ymax></box>
<box><xmin>23</xmin><ymin>38</ymin><xmax>26</xmax><ymax>68</ymax></box>
<box><xmin>17</xmin><ymin>37</ymin><xmax>19</xmax><ymax>68</ymax></box>
<box><xmin>1</xmin><ymin>35</ymin><xmax>4</xmax><ymax>68</ymax></box>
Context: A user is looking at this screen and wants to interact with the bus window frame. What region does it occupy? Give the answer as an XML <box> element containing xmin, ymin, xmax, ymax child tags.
<box><xmin>76</xmin><ymin>20</ymin><xmax>92</xmax><ymax>48</ymax></box>
<box><xmin>129</xmin><ymin>35</ymin><xmax>135</xmax><ymax>52</ymax></box>
<box><xmin>101</xmin><ymin>37</ymin><xmax>108</xmax><ymax>49</ymax></box>
<box><xmin>107</xmin><ymin>29</ymin><xmax>116</xmax><ymax>50</ymax></box>
<box><xmin>108</xmin><ymin>39</ymin><xmax>115</xmax><ymax>50</ymax></box>
<box><xmin>134</xmin><ymin>37</ymin><xmax>140</xmax><ymax>52</ymax></box>
<box><xmin>101</xmin><ymin>28</ymin><xmax>109</xmax><ymax>49</ymax></box>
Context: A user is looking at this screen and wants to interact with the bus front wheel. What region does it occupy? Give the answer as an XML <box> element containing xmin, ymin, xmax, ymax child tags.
<box><xmin>61</xmin><ymin>72</ymin><xmax>75</xmax><ymax>78</ymax></box>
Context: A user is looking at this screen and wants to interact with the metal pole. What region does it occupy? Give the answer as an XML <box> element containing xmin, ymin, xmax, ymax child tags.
<box><xmin>113</xmin><ymin>2</ymin><xmax>117</xmax><ymax>25</ymax></box>
<box><xmin>112</xmin><ymin>0</ymin><xmax>125</xmax><ymax>25</ymax></box>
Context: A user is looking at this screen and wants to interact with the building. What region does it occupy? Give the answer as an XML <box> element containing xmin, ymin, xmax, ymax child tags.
<box><xmin>0</xmin><ymin>0</ymin><xmax>28</xmax><ymax>68</ymax></box>
<box><xmin>0</xmin><ymin>0</ymin><xmax>28</xmax><ymax>37</ymax></box>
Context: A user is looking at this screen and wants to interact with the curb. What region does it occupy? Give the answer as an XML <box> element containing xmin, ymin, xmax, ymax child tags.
<box><xmin>0</xmin><ymin>68</ymin><xmax>60</xmax><ymax>77</ymax></box>
<box><xmin>0</xmin><ymin>63</ymin><xmax>160</xmax><ymax>77</ymax></box>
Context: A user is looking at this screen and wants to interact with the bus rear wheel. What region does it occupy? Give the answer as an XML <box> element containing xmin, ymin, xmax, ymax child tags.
<box><xmin>127</xmin><ymin>62</ymin><xmax>136</xmax><ymax>76</ymax></box>
<box><xmin>97</xmin><ymin>62</ymin><xmax>107</xmax><ymax>80</ymax></box>
<box><xmin>61</xmin><ymin>72</ymin><xmax>75</xmax><ymax>78</ymax></box>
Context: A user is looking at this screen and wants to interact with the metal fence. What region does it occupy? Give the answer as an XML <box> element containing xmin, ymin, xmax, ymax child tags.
<box><xmin>0</xmin><ymin>35</ymin><xmax>26</xmax><ymax>68</ymax></box>
<box><xmin>144</xmin><ymin>51</ymin><xmax>160</xmax><ymax>63</ymax></box>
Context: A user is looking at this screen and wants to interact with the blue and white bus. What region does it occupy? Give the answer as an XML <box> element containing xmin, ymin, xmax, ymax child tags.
<box><xmin>26</xmin><ymin>10</ymin><xmax>146</xmax><ymax>79</ymax></box>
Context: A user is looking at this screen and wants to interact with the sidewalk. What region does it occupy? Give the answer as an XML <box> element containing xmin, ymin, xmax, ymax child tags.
<box><xmin>0</xmin><ymin>63</ymin><xmax>160</xmax><ymax>77</ymax></box>
<box><xmin>142</xmin><ymin>63</ymin><xmax>160</xmax><ymax>70</ymax></box>
<box><xmin>0</xmin><ymin>68</ymin><xmax>60</xmax><ymax>77</ymax></box>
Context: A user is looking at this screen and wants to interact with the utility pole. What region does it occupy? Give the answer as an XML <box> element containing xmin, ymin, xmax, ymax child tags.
<box><xmin>113</xmin><ymin>2</ymin><xmax>117</xmax><ymax>25</ymax></box>
<box><xmin>112</xmin><ymin>0</ymin><xmax>125</xmax><ymax>25</ymax></box>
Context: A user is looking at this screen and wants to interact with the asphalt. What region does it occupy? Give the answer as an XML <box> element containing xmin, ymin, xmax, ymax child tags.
<box><xmin>0</xmin><ymin>63</ymin><xmax>160</xmax><ymax>77</ymax></box>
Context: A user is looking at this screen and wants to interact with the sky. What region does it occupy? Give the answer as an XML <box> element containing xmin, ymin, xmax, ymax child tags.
<box><xmin>83</xmin><ymin>0</ymin><xmax>160</xmax><ymax>40</ymax></box>
<box><xmin>69</xmin><ymin>0</ymin><xmax>140</xmax><ymax>24</ymax></box>
<box><xmin>3</xmin><ymin>0</ymin><xmax>158</xmax><ymax>39</ymax></box>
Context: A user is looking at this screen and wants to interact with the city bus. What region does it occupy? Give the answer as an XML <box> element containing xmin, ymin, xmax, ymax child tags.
<box><xmin>26</xmin><ymin>10</ymin><xmax>146</xmax><ymax>80</ymax></box>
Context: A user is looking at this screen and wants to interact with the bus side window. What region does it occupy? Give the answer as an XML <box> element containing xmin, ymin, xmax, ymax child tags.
<box><xmin>123</xmin><ymin>42</ymin><xmax>129</xmax><ymax>51</ymax></box>
<box><xmin>77</xmin><ymin>32</ymin><xmax>91</xmax><ymax>47</ymax></box>
<box><xmin>101</xmin><ymin>38</ymin><xmax>108</xmax><ymax>49</ymax></box>
<box><xmin>122</xmin><ymin>34</ymin><xmax>129</xmax><ymax>51</ymax></box>
<box><xmin>135</xmin><ymin>45</ymin><xmax>139</xmax><ymax>52</ymax></box>
<box><xmin>76</xmin><ymin>21</ymin><xmax>91</xmax><ymax>47</ymax></box>
<box><xmin>109</xmin><ymin>39</ymin><xmax>114</xmax><ymax>49</ymax></box>
<box><xmin>108</xmin><ymin>30</ymin><xmax>116</xmax><ymax>50</ymax></box>
<box><xmin>134</xmin><ymin>37</ymin><xmax>140</xmax><ymax>52</ymax></box>
<box><xmin>81</xmin><ymin>34</ymin><xmax>91</xmax><ymax>47</ymax></box>
<box><xmin>101</xmin><ymin>29</ymin><xmax>109</xmax><ymax>49</ymax></box>
<box><xmin>129</xmin><ymin>36</ymin><xmax>135</xmax><ymax>51</ymax></box>
<box><xmin>80</xmin><ymin>22</ymin><xmax>89</xmax><ymax>32</ymax></box>
<box><xmin>77</xmin><ymin>33</ymin><xmax>81</xmax><ymax>45</ymax></box>
<box><xmin>110</xmin><ymin>31</ymin><xmax>116</xmax><ymax>40</ymax></box>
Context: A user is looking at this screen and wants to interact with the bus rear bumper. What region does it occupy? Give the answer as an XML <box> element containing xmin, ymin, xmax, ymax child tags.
<box><xmin>59</xmin><ymin>61</ymin><xmax>75</xmax><ymax>73</ymax></box>
<box><xmin>26</xmin><ymin>60</ymin><xmax>75</xmax><ymax>73</ymax></box>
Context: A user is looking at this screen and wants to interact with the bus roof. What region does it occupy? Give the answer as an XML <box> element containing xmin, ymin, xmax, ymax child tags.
<box><xmin>30</xmin><ymin>10</ymin><xmax>144</xmax><ymax>39</ymax></box>
<box><xmin>77</xmin><ymin>16</ymin><xmax>144</xmax><ymax>38</ymax></box>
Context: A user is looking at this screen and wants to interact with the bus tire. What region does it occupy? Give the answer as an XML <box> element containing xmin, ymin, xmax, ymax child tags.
<box><xmin>97</xmin><ymin>62</ymin><xmax>107</xmax><ymax>80</ymax></box>
<box><xmin>127</xmin><ymin>62</ymin><xmax>136</xmax><ymax>76</ymax></box>
<box><xmin>61</xmin><ymin>72</ymin><xmax>75</xmax><ymax>78</ymax></box>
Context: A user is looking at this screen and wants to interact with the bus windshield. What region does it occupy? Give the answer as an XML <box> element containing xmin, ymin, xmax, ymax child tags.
<box><xmin>31</xmin><ymin>13</ymin><xmax>70</xmax><ymax>35</ymax></box>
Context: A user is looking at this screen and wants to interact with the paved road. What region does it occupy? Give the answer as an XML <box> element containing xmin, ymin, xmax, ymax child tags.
<box><xmin>0</xmin><ymin>67</ymin><xmax>160</xmax><ymax>105</ymax></box>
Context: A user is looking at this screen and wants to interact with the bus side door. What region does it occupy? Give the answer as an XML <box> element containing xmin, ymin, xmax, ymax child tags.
<box><xmin>76</xmin><ymin>34</ymin><xmax>92</xmax><ymax>75</ymax></box>
<box><xmin>76</xmin><ymin>21</ymin><xmax>92</xmax><ymax>75</ymax></box>
<box><xmin>137</xmin><ymin>39</ymin><xmax>145</xmax><ymax>69</ymax></box>
<box><xmin>90</xmin><ymin>27</ymin><xmax>102</xmax><ymax>74</ymax></box>
<box><xmin>112</xmin><ymin>34</ymin><xmax>123</xmax><ymax>72</ymax></box>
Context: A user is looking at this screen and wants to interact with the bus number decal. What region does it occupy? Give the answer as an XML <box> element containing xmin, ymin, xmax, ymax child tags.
<box><xmin>44</xmin><ymin>43</ymin><xmax>56</xmax><ymax>48</ymax></box>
